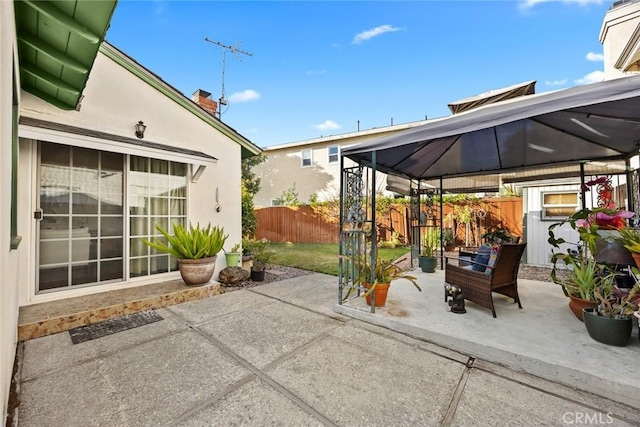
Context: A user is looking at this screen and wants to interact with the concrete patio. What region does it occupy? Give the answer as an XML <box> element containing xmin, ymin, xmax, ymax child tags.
<box><xmin>337</xmin><ymin>268</ymin><xmax>640</xmax><ymax>409</ymax></box>
<box><xmin>10</xmin><ymin>271</ymin><xmax>640</xmax><ymax>426</ymax></box>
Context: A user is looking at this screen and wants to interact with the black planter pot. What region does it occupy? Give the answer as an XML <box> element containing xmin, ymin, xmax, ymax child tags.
<box><xmin>419</xmin><ymin>256</ymin><xmax>437</xmax><ymax>273</ymax></box>
<box><xmin>250</xmin><ymin>269</ymin><xmax>266</xmax><ymax>281</ymax></box>
<box><xmin>582</xmin><ymin>307</ymin><xmax>632</xmax><ymax>347</ymax></box>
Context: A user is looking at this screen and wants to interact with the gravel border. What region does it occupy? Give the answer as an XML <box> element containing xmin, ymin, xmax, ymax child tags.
<box><xmin>220</xmin><ymin>261</ymin><xmax>556</xmax><ymax>294</ymax></box>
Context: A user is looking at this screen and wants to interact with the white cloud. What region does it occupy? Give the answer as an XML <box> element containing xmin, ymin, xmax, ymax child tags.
<box><xmin>574</xmin><ymin>70</ymin><xmax>605</xmax><ymax>85</ymax></box>
<box><xmin>544</xmin><ymin>79</ymin><xmax>568</xmax><ymax>86</ymax></box>
<box><xmin>228</xmin><ymin>89</ymin><xmax>261</xmax><ymax>103</ymax></box>
<box><xmin>352</xmin><ymin>25</ymin><xmax>401</xmax><ymax>45</ymax></box>
<box><xmin>585</xmin><ymin>52</ymin><xmax>604</xmax><ymax>62</ymax></box>
<box><xmin>520</xmin><ymin>0</ymin><xmax>603</xmax><ymax>9</ymax></box>
<box><xmin>314</xmin><ymin>120</ymin><xmax>341</xmax><ymax>131</ymax></box>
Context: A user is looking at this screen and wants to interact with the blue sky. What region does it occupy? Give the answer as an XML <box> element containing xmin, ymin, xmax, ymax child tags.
<box><xmin>106</xmin><ymin>0</ymin><xmax>611</xmax><ymax>148</ymax></box>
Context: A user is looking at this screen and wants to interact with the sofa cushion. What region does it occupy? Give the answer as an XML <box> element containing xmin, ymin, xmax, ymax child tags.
<box><xmin>472</xmin><ymin>244</ymin><xmax>491</xmax><ymax>272</ymax></box>
<box><xmin>484</xmin><ymin>245</ymin><xmax>501</xmax><ymax>275</ymax></box>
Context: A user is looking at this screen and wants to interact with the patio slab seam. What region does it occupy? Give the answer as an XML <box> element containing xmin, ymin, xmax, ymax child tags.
<box><xmin>189</xmin><ymin>324</ymin><xmax>339</xmax><ymax>426</ymax></box>
<box><xmin>334</xmin><ymin>303</ymin><xmax>640</xmax><ymax>409</ymax></box>
<box><xmin>170</xmin><ymin>372</ymin><xmax>258</xmax><ymax>425</ymax></box>
<box><xmin>18</xmin><ymin>326</ymin><xmax>189</xmax><ymax>383</ymax></box>
<box><xmin>166</xmin><ymin>297</ymin><xmax>278</xmax><ymax>328</ymax></box>
<box><xmin>471</xmin><ymin>362</ymin><xmax>640</xmax><ymax>425</ymax></box>
<box><xmin>246</xmin><ymin>287</ymin><xmax>350</xmax><ymax>323</ymax></box>
<box><xmin>441</xmin><ymin>359</ymin><xmax>474</xmax><ymax>427</ymax></box>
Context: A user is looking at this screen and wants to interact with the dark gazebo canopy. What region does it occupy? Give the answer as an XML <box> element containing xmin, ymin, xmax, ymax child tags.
<box><xmin>343</xmin><ymin>74</ymin><xmax>640</xmax><ymax>191</ymax></box>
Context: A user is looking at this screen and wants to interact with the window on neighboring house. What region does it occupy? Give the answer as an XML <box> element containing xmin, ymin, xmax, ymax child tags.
<box><xmin>271</xmin><ymin>199</ymin><xmax>283</xmax><ymax>207</ymax></box>
<box><xmin>301</xmin><ymin>149</ymin><xmax>312</xmax><ymax>167</ymax></box>
<box><xmin>328</xmin><ymin>146</ymin><xmax>339</xmax><ymax>163</ymax></box>
<box><xmin>541</xmin><ymin>191</ymin><xmax>579</xmax><ymax>220</ymax></box>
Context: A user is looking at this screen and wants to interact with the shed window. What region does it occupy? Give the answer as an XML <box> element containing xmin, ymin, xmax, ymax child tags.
<box><xmin>542</xmin><ymin>192</ymin><xmax>579</xmax><ymax>219</ymax></box>
<box><xmin>328</xmin><ymin>146</ymin><xmax>339</xmax><ymax>163</ymax></box>
<box><xmin>301</xmin><ymin>149</ymin><xmax>312</xmax><ymax>167</ymax></box>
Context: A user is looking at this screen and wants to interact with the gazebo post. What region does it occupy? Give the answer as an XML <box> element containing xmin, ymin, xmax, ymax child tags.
<box><xmin>625</xmin><ymin>157</ymin><xmax>634</xmax><ymax>214</ymax></box>
<box><xmin>580</xmin><ymin>162</ymin><xmax>586</xmax><ymax>211</ymax></box>
<box><xmin>440</xmin><ymin>176</ymin><xmax>444</xmax><ymax>270</ymax></box>
<box><xmin>369</xmin><ymin>151</ymin><xmax>377</xmax><ymax>313</ymax></box>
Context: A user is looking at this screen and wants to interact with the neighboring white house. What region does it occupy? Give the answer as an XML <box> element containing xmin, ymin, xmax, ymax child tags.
<box><xmin>600</xmin><ymin>0</ymin><xmax>640</xmax><ymax>78</ymax></box>
<box><xmin>252</xmin><ymin>121</ymin><xmax>431</xmax><ymax>207</ymax></box>
<box><xmin>1</xmin><ymin>2</ymin><xmax>261</xmax><ymax>422</ymax></box>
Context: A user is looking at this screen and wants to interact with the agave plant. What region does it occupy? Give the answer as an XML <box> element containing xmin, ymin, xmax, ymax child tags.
<box><xmin>143</xmin><ymin>223</ymin><xmax>228</xmax><ymax>260</ymax></box>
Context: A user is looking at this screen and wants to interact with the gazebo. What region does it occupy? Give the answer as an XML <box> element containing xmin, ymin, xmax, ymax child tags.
<box><xmin>338</xmin><ymin>74</ymin><xmax>640</xmax><ymax>311</ymax></box>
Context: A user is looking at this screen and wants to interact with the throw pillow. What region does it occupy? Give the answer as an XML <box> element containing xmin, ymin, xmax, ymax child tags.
<box><xmin>472</xmin><ymin>245</ymin><xmax>491</xmax><ymax>272</ymax></box>
<box><xmin>484</xmin><ymin>245</ymin><xmax>501</xmax><ymax>275</ymax></box>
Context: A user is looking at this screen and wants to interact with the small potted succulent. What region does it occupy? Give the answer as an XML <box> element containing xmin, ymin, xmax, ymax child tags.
<box><xmin>224</xmin><ymin>243</ymin><xmax>242</xmax><ymax>267</ymax></box>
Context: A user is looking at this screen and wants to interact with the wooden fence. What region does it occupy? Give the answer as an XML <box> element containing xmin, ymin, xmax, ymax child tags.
<box><xmin>255</xmin><ymin>198</ymin><xmax>523</xmax><ymax>245</ymax></box>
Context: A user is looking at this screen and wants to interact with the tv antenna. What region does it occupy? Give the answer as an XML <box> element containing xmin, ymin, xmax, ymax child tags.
<box><xmin>204</xmin><ymin>38</ymin><xmax>253</xmax><ymax>119</ymax></box>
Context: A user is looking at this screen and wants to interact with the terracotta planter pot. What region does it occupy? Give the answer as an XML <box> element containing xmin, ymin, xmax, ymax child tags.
<box><xmin>177</xmin><ymin>256</ymin><xmax>217</xmax><ymax>286</ymax></box>
<box><xmin>364</xmin><ymin>282</ymin><xmax>390</xmax><ymax>307</ymax></box>
<box><xmin>568</xmin><ymin>295</ymin><xmax>597</xmax><ymax>321</ymax></box>
<box><xmin>632</xmin><ymin>252</ymin><xmax>640</xmax><ymax>269</ymax></box>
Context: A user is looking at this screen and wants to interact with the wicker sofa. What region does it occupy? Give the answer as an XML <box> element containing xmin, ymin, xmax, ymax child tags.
<box><xmin>444</xmin><ymin>243</ymin><xmax>527</xmax><ymax>318</ymax></box>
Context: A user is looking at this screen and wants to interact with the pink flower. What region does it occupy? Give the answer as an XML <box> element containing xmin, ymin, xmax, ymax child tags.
<box><xmin>577</xmin><ymin>210</ymin><xmax>634</xmax><ymax>230</ymax></box>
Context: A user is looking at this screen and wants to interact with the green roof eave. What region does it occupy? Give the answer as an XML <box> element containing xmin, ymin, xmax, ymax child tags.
<box><xmin>99</xmin><ymin>43</ymin><xmax>262</xmax><ymax>159</ymax></box>
<box><xmin>14</xmin><ymin>0</ymin><xmax>118</xmax><ymax>110</ymax></box>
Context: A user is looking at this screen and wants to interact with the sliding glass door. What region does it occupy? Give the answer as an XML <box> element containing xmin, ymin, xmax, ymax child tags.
<box><xmin>38</xmin><ymin>142</ymin><xmax>124</xmax><ymax>291</ymax></box>
<box><xmin>36</xmin><ymin>142</ymin><xmax>188</xmax><ymax>293</ymax></box>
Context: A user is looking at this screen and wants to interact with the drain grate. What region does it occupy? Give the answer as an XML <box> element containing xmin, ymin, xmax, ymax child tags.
<box><xmin>68</xmin><ymin>310</ymin><xmax>164</xmax><ymax>344</ymax></box>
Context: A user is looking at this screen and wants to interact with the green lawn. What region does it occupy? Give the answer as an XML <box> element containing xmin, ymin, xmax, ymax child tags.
<box><xmin>268</xmin><ymin>242</ymin><xmax>411</xmax><ymax>276</ymax></box>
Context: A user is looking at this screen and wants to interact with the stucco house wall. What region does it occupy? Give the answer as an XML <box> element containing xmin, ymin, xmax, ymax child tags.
<box><xmin>600</xmin><ymin>0</ymin><xmax>640</xmax><ymax>78</ymax></box>
<box><xmin>16</xmin><ymin>44</ymin><xmax>249</xmax><ymax>306</ymax></box>
<box><xmin>0</xmin><ymin>1</ymin><xmax>21</xmax><ymax>422</ymax></box>
<box><xmin>253</xmin><ymin>122</ymin><xmax>431</xmax><ymax>207</ymax></box>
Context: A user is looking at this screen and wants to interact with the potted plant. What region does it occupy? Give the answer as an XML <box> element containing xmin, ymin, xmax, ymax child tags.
<box><xmin>548</xmin><ymin>206</ymin><xmax>635</xmax><ymax>292</ymax></box>
<box><xmin>583</xmin><ymin>280</ymin><xmax>639</xmax><ymax>346</ymax></box>
<box><xmin>555</xmin><ymin>255</ymin><xmax>616</xmax><ymax>320</ymax></box>
<box><xmin>244</xmin><ymin>238</ymin><xmax>275</xmax><ymax>281</ymax></box>
<box><xmin>345</xmin><ymin>252</ymin><xmax>421</xmax><ymax>307</ymax></box>
<box><xmin>143</xmin><ymin>222</ymin><xmax>227</xmax><ymax>286</ymax></box>
<box><xmin>419</xmin><ymin>228</ymin><xmax>439</xmax><ymax>273</ymax></box>
<box><xmin>616</xmin><ymin>227</ymin><xmax>640</xmax><ymax>268</ymax></box>
<box><xmin>481</xmin><ymin>227</ymin><xmax>514</xmax><ymax>245</ymax></box>
<box><xmin>224</xmin><ymin>243</ymin><xmax>242</xmax><ymax>267</ymax></box>
<box><xmin>442</xmin><ymin>228</ymin><xmax>456</xmax><ymax>251</ymax></box>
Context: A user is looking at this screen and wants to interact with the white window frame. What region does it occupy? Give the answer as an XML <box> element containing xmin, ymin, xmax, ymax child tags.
<box><xmin>301</xmin><ymin>148</ymin><xmax>312</xmax><ymax>167</ymax></box>
<box><xmin>541</xmin><ymin>191</ymin><xmax>579</xmax><ymax>220</ymax></box>
<box><xmin>328</xmin><ymin>145</ymin><xmax>339</xmax><ymax>164</ymax></box>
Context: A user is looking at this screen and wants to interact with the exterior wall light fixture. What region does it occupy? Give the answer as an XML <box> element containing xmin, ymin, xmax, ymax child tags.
<box><xmin>135</xmin><ymin>121</ymin><xmax>147</xmax><ymax>139</ymax></box>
